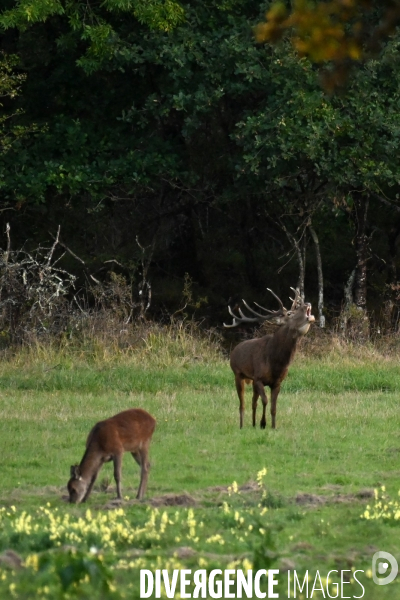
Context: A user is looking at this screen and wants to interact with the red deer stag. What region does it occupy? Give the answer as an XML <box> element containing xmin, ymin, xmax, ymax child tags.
<box><xmin>67</xmin><ymin>408</ymin><xmax>156</xmax><ymax>503</ymax></box>
<box><xmin>224</xmin><ymin>288</ymin><xmax>315</xmax><ymax>429</ymax></box>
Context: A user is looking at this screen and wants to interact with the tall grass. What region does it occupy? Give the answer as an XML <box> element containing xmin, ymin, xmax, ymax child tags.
<box><xmin>3</xmin><ymin>318</ymin><xmax>223</xmax><ymax>368</ymax></box>
<box><xmin>1</xmin><ymin>319</ymin><xmax>399</xmax><ymax>396</ymax></box>
<box><xmin>3</xmin><ymin>313</ymin><xmax>400</xmax><ymax>366</ymax></box>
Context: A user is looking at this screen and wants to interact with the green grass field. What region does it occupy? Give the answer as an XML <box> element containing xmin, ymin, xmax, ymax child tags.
<box><xmin>0</xmin><ymin>329</ymin><xmax>400</xmax><ymax>599</ymax></box>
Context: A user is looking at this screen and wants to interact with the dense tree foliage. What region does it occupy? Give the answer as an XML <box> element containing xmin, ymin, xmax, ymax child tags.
<box><xmin>0</xmin><ymin>0</ymin><xmax>399</xmax><ymax>328</ymax></box>
<box><xmin>256</xmin><ymin>1</ymin><xmax>400</xmax><ymax>89</ymax></box>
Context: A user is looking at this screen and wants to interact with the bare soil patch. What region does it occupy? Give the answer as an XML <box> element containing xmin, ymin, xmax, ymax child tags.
<box><xmin>295</xmin><ymin>489</ymin><xmax>374</xmax><ymax>506</ymax></box>
<box><xmin>149</xmin><ymin>492</ymin><xmax>197</xmax><ymax>507</ymax></box>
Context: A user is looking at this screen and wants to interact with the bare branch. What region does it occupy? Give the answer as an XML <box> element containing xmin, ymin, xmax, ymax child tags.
<box><xmin>46</xmin><ymin>225</ymin><xmax>60</xmax><ymax>266</ymax></box>
<box><xmin>4</xmin><ymin>223</ymin><xmax>10</xmax><ymax>267</ymax></box>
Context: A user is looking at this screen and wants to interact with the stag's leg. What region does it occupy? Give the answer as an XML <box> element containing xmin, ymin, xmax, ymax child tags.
<box><xmin>132</xmin><ymin>449</ymin><xmax>150</xmax><ymax>500</ymax></box>
<box><xmin>113</xmin><ymin>454</ymin><xmax>123</xmax><ymax>499</ymax></box>
<box><xmin>254</xmin><ymin>380</ymin><xmax>268</xmax><ymax>429</ymax></box>
<box><xmin>82</xmin><ymin>472</ymin><xmax>99</xmax><ymax>502</ymax></box>
<box><xmin>270</xmin><ymin>386</ymin><xmax>281</xmax><ymax>429</ymax></box>
<box><xmin>235</xmin><ymin>374</ymin><xmax>246</xmax><ymax>429</ymax></box>
<box><xmin>252</xmin><ymin>383</ymin><xmax>259</xmax><ymax>427</ymax></box>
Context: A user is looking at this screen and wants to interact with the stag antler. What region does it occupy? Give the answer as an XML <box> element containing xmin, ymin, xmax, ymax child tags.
<box><xmin>223</xmin><ymin>304</ymin><xmax>262</xmax><ymax>328</ymax></box>
<box><xmin>224</xmin><ymin>289</ymin><xmax>288</xmax><ymax>328</ymax></box>
<box><xmin>289</xmin><ymin>287</ymin><xmax>303</xmax><ymax>311</ymax></box>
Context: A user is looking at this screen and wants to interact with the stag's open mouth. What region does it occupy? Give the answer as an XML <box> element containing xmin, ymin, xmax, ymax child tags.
<box><xmin>306</xmin><ymin>304</ymin><xmax>315</xmax><ymax>322</ymax></box>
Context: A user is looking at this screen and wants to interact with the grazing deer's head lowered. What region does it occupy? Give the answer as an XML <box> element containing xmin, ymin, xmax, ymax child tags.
<box><xmin>224</xmin><ymin>288</ymin><xmax>315</xmax><ymax>429</ymax></box>
<box><xmin>67</xmin><ymin>408</ymin><xmax>156</xmax><ymax>503</ymax></box>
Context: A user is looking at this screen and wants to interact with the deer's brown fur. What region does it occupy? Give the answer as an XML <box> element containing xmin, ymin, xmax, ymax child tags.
<box><xmin>225</xmin><ymin>290</ymin><xmax>315</xmax><ymax>429</ymax></box>
<box><xmin>67</xmin><ymin>408</ymin><xmax>156</xmax><ymax>503</ymax></box>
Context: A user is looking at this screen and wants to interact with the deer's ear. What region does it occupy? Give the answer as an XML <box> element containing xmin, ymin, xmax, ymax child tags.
<box><xmin>70</xmin><ymin>465</ymin><xmax>81</xmax><ymax>479</ymax></box>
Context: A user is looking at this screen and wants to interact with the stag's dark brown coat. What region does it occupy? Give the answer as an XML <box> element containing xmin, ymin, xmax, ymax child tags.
<box><xmin>67</xmin><ymin>408</ymin><xmax>156</xmax><ymax>503</ymax></box>
<box><xmin>226</xmin><ymin>290</ymin><xmax>315</xmax><ymax>429</ymax></box>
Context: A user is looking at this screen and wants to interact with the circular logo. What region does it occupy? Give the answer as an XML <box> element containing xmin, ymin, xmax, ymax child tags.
<box><xmin>372</xmin><ymin>551</ymin><xmax>398</xmax><ymax>586</ymax></box>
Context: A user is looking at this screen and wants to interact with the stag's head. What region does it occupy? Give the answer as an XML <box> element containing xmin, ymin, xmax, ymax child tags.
<box><xmin>285</xmin><ymin>300</ymin><xmax>315</xmax><ymax>336</ymax></box>
<box><xmin>224</xmin><ymin>288</ymin><xmax>315</xmax><ymax>336</ymax></box>
<box><xmin>67</xmin><ymin>465</ymin><xmax>87</xmax><ymax>504</ymax></box>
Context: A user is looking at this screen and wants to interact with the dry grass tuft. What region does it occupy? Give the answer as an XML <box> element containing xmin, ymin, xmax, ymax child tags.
<box><xmin>0</xmin><ymin>316</ymin><xmax>223</xmax><ymax>369</ymax></box>
<box><xmin>298</xmin><ymin>326</ymin><xmax>400</xmax><ymax>364</ymax></box>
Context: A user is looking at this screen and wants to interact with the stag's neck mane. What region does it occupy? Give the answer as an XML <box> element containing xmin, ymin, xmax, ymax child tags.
<box><xmin>266</xmin><ymin>324</ymin><xmax>300</xmax><ymax>364</ymax></box>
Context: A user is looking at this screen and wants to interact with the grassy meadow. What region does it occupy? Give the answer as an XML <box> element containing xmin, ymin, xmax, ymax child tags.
<box><xmin>0</xmin><ymin>324</ymin><xmax>400</xmax><ymax>598</ymax></box>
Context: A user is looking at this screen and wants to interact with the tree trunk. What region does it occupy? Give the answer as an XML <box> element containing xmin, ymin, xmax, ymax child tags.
<box><xmin>339</xmin><ymin>268</ymin><xmax>355</xmax><ymax>334</ymax></box>
<box><xmin>297</xmin><ymin>233</ymin><xmax>306</xmax><ymax>301</ymax></box>
<box><xmin>308</xmin><ymin>224</ymin><xmax>325</xmax><ymax>327</ymax></box>
<box><xmin>294</xmin><ymin>238</ymin><xmax>305</xmax><ymax>301</ymax></box>
<box><xmin>280</xmin><ymin>222</ymin><xmax>306</xmax><ymax>300</ymax></box>
<box><xmin>352</xmin><ymin>192</ymin><xmax>369</xmax><ymax>310</ymax></box>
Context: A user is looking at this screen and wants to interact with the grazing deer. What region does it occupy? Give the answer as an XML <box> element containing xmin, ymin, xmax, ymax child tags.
<box><xmin>224</xmin><ymin>288</ymin><xmax>315</xmax><ymax>429</ymax></box>
<box><xmin>67</xmin><ymin>408</ymin><xmax>156</xmax><ymax>503</ymax></box>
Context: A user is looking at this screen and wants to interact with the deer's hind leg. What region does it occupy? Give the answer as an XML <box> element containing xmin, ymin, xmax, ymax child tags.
<box><xmin>234</xmin><ymin>374</ymin><xmax>246</xmax><ymax>429</ymax></box>
<box><xmin>253</xmin><ymin>380</ymin><xmax>268</xmax><ymax>429</ymax></box>
<box><xmin>131</xmin><ymin>447</ymin><xmax>151</xmax><ymax>500</ymax></box>
<box><xmin>252</xmin><ymin>382</ymin><xmax>259</xmax><ymax>427</ymax></box>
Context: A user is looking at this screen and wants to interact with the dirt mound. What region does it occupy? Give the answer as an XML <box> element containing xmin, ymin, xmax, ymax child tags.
<box><xmin>295</xmin><ymin>489</ymin><xmax>374</xmax><ymax>506</ymax></box>
<box><xmin>207</xmin><ymin>481</ymin><xmax>259</xmax><ymax>493</ymax></box>
<box><xmin>150</xmin><ymin>493</ymin><xmax>197</xmax><ymax>507</ymax></box>
<box><xmin>296</xmin><ymin>493</ymin><xmax>327</xmax><ymax>505</ymax></box>
<box><xmin>0</xmin><ymin>550</ymin><xmax>23</xmax><ymax>569</ymax></box>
